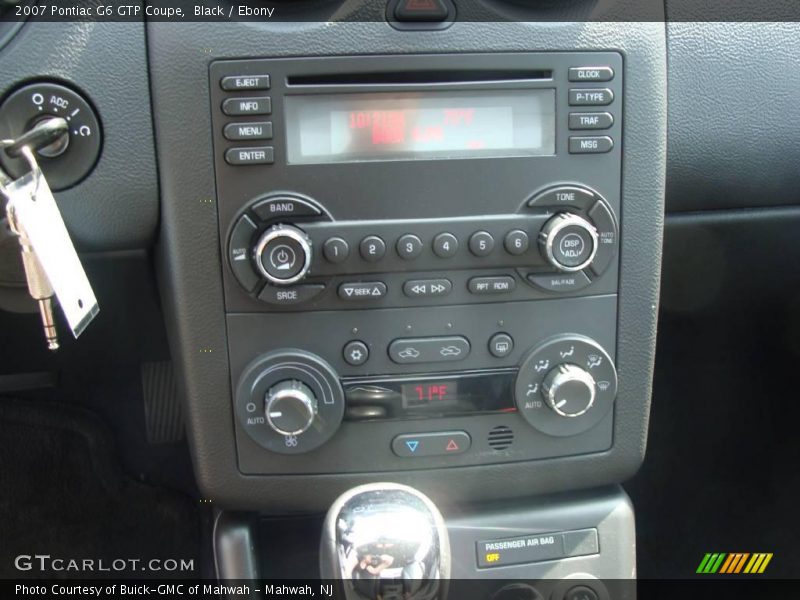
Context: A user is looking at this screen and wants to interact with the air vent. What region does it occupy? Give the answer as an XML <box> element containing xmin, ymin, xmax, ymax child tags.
<box><xmin>488</xmin><ymin>425</ymin><xmax>514</xmax><ymax>451</ymax></box>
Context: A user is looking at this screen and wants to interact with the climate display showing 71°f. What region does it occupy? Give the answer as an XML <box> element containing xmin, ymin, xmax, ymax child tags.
<box><xmin>285</xmin><ymin>89</ymin><xmax>555</xmax><ymax>164</ymax></box>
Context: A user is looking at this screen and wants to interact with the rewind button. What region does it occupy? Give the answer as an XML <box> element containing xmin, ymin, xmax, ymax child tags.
<box><xmin>402</xmin><ymin>278</ymin><xmax>453</xmax><ymax>298</ymax></box>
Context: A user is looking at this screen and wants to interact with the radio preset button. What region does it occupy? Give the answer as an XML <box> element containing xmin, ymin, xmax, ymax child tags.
<box><xmin>392</xmin><ymin>431</ymin><xmax>470</xmax><ymax>458</ymax></box>
<box><xmin>338</xmin><ymin>281</ymin><xmax>387</xmax><ymax>300</ymax></box>
<box><xmin>222</xmin><ymin>96</ymin><xmax>272</xmax><ymax>116</ymax></box>
<box><xmin>403</xmin><ymin>279</ymin><xmax>452</xmax><ymax>298</ymax></box>
<box><xmin>258</xmin><ymin>283</ymin><xmax>326</xmax><ymax>305</ymax></box>
<box><xmin>504</xmin><ymin>230</ymin><xmax>530</xmax><ymax>255</ymax></box>
<box><xmin>389</xmin><ymin>336</ymin><xmax>470</xmax><ymax>364</ymax></box>
<box><xmin>527</xmin><ymin>272</ymin><xmax>592</xmax><ymax>293</ymax></box>
<box><xmin>569</xmin><ymin>136</ymin><xmax>614</xmax><ymax>154</ymax></box>
<box><xmin>252</xmin><ymin>195</ymin><xmax>321</xmax><ymax>221</ymax></box>
<box><xmin>397</xmin><ymin>234</ymin><xmax>423</xmax><ymax>259</ymax></box>
<box><xmin>568</xmin><ymin>112</ymin><xmax>613</xmax><ymax>130</ymax></box>
<box><xmin>568</xmin><ymin>89</ymin><xmax>614</xmax><ymax>106</ymax></box>
<box><xmin>220</xmin><ymin>75</ymin><xmax>270</xmax><ymax>91</ymax></box>
<box><xmin>432</xmin><ymin>233</ymin><xmax>459</xmax><ymax>258</ymax></box>
<box><xmin>323</xmin><ymin>237</ymin><xmax>350</xmax><ymax>263</ymax></box>
<box><xmin>224</xmin><ymin>121</ymin><xmax>273</xmax><ymax>141</ymax></box>
<box><xmin>527</xmin><ymin>185</ymin><xmax>596</xmax><ymax>210</ymax></box>
<box><xmin>225</xmin><ymin>146</ymin><xmax>274</xmax><ymax>165</ymax></box>
<box><xmin>360</xmin><ymin>235</ymin><xmax>386</xmax><ymax>262</ymax></box>
<box><xmin>489</xmin><ymin>333</ymin><xmax>514</xmax><ymax>358</ymax></box>
<box><xmin>469</xmin><ymin>231</ymin><xmax>495</xmax><ymax>257</ymax></box>
<box><xmin>468</xmin><ymin>276</ymin><xmax>516</xmax><ymax>295</ymax></box>
<box><xmin>568</xmin><ymin>67</ymin><xmax>614</xmax><ymax>82</ymax></box>
<box><xmin>229</xmin><ymin>214</ymin><xmax>259</xmax><ymax>292</ymax></box>
<box><xmin>343</xmin><ymin>340</ymin><xmax>369</xmax><ymax>366</ymax></box>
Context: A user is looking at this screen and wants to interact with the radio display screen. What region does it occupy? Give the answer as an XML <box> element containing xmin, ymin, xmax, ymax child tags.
<box><xmin>284</xmin><ymin>89</ymin><xmax>555</xmax><ymax>164</ymax></box>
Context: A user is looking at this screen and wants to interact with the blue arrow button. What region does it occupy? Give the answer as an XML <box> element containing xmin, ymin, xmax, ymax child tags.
<box><xmin>405</xmin><ymin>440</ymin><xmax>420</xmax><ymax>453</ymax></box>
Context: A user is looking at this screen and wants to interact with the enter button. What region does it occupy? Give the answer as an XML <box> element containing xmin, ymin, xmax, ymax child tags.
<box><xmin>392</xmin><ymin>431</ymin><xmax>471</xmax><ymax>458</ymax></box>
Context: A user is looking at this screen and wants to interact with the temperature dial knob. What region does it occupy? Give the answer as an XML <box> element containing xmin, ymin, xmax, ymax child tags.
<box><xmin>254</xmin><ymin>224</ymin><xmax>313</xmax><ymax>286</ymax></box>
<box><xmin>265</xmin><ymin>380</ymin><xmax>318</xmax><ymax>436</ymax></box>
<box><xmin>542</xmin><ymin>364</ymin><xmax>596</xmax><ymax>418</ymax></box>
<box><xmin>539</xmin><ymin>213</ymin><xmax>598</xmax><ymax>272</ymax></box>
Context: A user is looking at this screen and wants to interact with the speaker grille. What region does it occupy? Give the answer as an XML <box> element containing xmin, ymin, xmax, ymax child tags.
<box><xmin>488</xmin><ymin>425</ymin><xmax>514</xmax><ymax>451</ymax></box>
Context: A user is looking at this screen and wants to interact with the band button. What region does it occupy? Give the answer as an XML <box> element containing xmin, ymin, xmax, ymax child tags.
<box><xmin>252</xmin><ymin>196</ymin><xmax>321</xmax><ymax>221</ymax></box>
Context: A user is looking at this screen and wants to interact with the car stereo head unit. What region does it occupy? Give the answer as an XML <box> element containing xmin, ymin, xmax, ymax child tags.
<box><xmin>209</xmin><ymin>53</ymin><xmax>624</xmax><ymax>475</ymax></box>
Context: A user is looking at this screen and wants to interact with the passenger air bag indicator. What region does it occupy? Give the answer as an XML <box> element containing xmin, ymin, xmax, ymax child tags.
<box><xmin>477</xmin><ymin>528</ymin><xmax>598</xmax><ymax>568</ymax></box>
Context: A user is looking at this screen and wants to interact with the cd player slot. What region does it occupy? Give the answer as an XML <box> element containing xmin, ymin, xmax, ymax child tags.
<box><xmin>286</xmin><ymin>70</ymin><xmax>553</xmax><ymax>87</ymax></box>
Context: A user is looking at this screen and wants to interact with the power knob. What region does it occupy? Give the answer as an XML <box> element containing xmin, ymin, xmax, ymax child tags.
<box><xmin>542</xmin><ymin>364</ymin><xmax>596</xmax><ymax>418</ymax></box>
<box><xmin>254</xmin><ymin>224</ymin><xmax>312</xmax><ymax>286</ymax></box>
<box><xmin>265</xmin><ymin>380</ymin><xmax>318</xmax><ymax>436</ymax></box>
<box><xmin>539</xmin><ymin>213</ymin><xmax>598</xmax><ymax>272</ymax></box>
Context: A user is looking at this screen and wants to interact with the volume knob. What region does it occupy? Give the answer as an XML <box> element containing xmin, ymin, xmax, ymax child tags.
<box><xmin>265</xmin><ymin>380</ymin><xmax>318</xmax><ymax>436</ymax></box>
<box><xmin>539</xmin><ymin>213</ymin><xmax>598</xmax><ymax>272</ymax></box>
<box><xmin>542</xmin><ymin>364</ymin><xmax>596</xmax><ymax>418</ymax></box>
<box><xmin>254</xmin><ymin>224</ymin><xmax>313</xmax><ymax>286</ymax></box>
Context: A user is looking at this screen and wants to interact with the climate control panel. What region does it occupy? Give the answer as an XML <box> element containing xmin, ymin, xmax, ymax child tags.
<box><xmin>228</xmin><ymin>296</ymin><xmax>618</xmax><ymax>473</ymax></box>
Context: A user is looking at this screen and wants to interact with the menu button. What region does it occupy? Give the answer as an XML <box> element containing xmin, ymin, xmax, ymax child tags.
<box><xmin>224</xmin><ymin>121</ymin><xmax>273</xmax><ymax>141</ymax></box>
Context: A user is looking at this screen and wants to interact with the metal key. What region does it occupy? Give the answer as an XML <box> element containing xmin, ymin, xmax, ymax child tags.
<box><xmin>5</xmin><ymin>200</ymin><xmax>59</xmax><ymax>350</ymax></box>
<box><xmin>1</xmin><ymin>117</ymin><xmax>93</xmax><ymax>350</ymax></box>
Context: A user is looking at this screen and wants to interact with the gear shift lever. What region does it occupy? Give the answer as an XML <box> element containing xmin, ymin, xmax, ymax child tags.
<box><xmin>320</xmin><ymin>483</ymin><xmax>450</xmax><ymax>600</ymax></box>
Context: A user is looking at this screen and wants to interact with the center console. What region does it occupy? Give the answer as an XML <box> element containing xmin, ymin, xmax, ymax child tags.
<box><xmin>209</xmin><ymin>53</ymin><xmax>624</xmax><ymax>474</ymax></box>
<box><xmin>149</xmin><ymin>19</ymin><xmax>665</xmax><ymax>515</ymax></box>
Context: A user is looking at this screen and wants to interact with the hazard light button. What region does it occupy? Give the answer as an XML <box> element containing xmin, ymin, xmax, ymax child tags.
<box><xmin>394</xmin><ymin>0</ymin><xmax>449</xmax><ymax>21</ymax></box>
<box><xmin>392</xmin><ymin>431</ymin><xmax>471</xmax><ymax>457</ymax></box>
